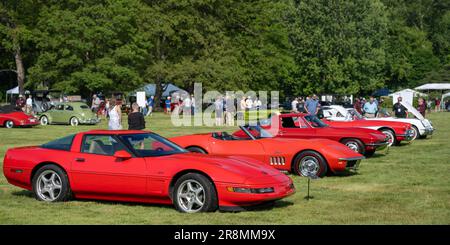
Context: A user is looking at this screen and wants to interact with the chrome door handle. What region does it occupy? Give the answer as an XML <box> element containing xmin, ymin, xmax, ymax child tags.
<box><xmin>75</xmin><ymin>158</ymin><xmax>85</xmax><ymax>162</ymax></box>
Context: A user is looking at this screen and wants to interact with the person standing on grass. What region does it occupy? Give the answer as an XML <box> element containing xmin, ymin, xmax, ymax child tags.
<box><xmin>190</xmin><ymin>94</ymin><xmax>196</xmax><ymax>115</ymax></box>
<box><xmin>26</xmin><ymin>95</ymin><xmax>33</xmax><ymax>115</ymax></box>
<box><xmin>291</xmin><ymin>97</ymin><xmax>299</xmax><ymax>112</ymax></box>
<box><xmin>304</xmin><ymin>94</ymin><xmax>319</xmax><ymax>116</ymax></box>
<box><xmin>146</xmin><ymin>95</ymin><xmax>154</xmax><ymax>116</ymax></box>
<box><xmin>238</xmin><ymin>96</ymin><xmax>246</xmax><ymax>120</ymax></box>
<box><xmin>182</xmin><ymin>94</ymin><xmax>191</xmax><ymax>116</ymax></box>
<box><xmin>128</xmin><ymin>102</ymin><xmax>146</xmax><ymax>130</ymax></box>
<box><xmin>417</xmin><ymin>98</ymin><xmax>426</xmax><ymax>117</ymax></box>
<box><xmin>393</xmin><ymin>96</ymin><xmax>408</xmax><ymax>118</ymax></box>
<box><xmin>165</xmin><ymin>96</ymin><xmax>171</xmax><ymax>114</ymax></box>
<box><xmin>435</xmin><ymin>97</ymin><xmax>441</xmax><ymax>112</ymax></box>
<box><xmin>214</xmin><ymin>96</ymin><xmax>224</xmax><ymax>126</ymax></box>
<box><xmin>245</xmin><ymin>96</ymin><xmax>253</xmax><ymax>111</ymax></box>
<box><xmin>363</xmin><ymin>96</ymin><xmax>378</xmax><ymax>118</ymax></box>
<box><xmin>108</xmin><ymin>99</ymin><xmax>122</xmax><ymax>130</ymax></box>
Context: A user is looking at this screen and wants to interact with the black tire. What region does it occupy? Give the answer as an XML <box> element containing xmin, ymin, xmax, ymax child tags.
<box><xmin>380</xmin><ymin>129</ymin><xmax>397</xmax><ymax>147</ymax></box>
<box><xmin>292</xmin><ymin>150</ymin><xmax>328</xmax><ymax>177</ymax></box>
<box><xmin>411</xmin><ymin>126</ymin><xmax>419</xmax><ymax>141</ymax></box>
<box><xmin>341</xmin><ymin>138</ymin><xmax>365</xmax><ymax>155</ymax></box>
<box><xmin>40</xmin><ymin>115</ymin><xmax>49</xmax><ymax>126</ymax></box>
<box><xmin>32</xmin><ymin>164</ymin><xmax>71</xmax><ymax>202</ymax></box>
<box><xmin>186</xmin><ymin>146</ymin><xmax>207</xmax><ymax>154</ymax></box>
<box><xmin>419</xmin><ymin>135</ymin><xmax>427</xmax><ymax>139</ymax></box>
<box><xmin>4</xmin><ymin>120</ymin><xmax>14</xmax><ymax>128</ymax></box>
<box><xmin>172</xmin><ymin>173</ymin><xmax>218</xmax><ymax>213</ymax></box>
<box><xmin>364</xmin><ymin>150</ymin><xmax>376</xmax><ymax>157</ymax></box>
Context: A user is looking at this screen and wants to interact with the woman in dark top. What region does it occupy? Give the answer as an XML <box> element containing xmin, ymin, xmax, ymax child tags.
<box><xmin>128</xmin><ymin>102</ymin><xmax>146</xmax><ymax>130</ymax></box>
<box><xmin>417</xmin><ymin>98</ymin><xmax>426</xmax><ymax>117</ymax></box>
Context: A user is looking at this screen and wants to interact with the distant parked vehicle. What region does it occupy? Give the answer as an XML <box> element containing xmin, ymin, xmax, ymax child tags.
<box><xmin>0</xmin><ymin>105</ymin><xmax>39</xmax><ymax>128</ymax></box>
<box><xmin>38</xmin><ymin>102</ymin><xmax>100</xmax><ymax>126</ymax></box>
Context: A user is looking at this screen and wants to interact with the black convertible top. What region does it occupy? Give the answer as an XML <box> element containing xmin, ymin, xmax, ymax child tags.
<box><xmin>0</xmin><ymin>105</ymin><xmax>21</xmax><ymax>113</ymax></box>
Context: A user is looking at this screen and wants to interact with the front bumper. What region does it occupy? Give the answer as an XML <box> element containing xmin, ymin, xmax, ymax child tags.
<box><xmin>421</xmin><ymin>127</ymin><xmax>434</xmax><ymax>136</ymax></box>
<box><xmin>215</xmin><ymin>180</ymin><xmax>295</xmax><ymax>208</ymax></box>
<box><xmin>80</xmin><ymin>118</ymin><xmax>100</xmax><ymax>124</ymax></box>
<box><xmin>397</xmin><ymin>129</ymin><xmax>415</xmax><ymax>142</ymax></box>
<box><xmin>19</xmin><ymin>119</ymin><xmax>40</xmax><ymax>126</ymax></box>
<box><xmin>339</xmin><ymin>156</ymin><xmax>365</xmax><ymax>171</ymax></box>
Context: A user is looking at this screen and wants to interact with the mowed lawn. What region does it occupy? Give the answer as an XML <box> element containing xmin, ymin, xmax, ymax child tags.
<box><xmin>0</xmin><ymin>112</ymin><xmax>449</xmax><ymax>224</ymax></box>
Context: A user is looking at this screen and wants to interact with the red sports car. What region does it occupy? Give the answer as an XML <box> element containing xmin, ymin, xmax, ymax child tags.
<box><xmin>233</xmin><ymin>113</ymin><xmax>389</xmax><ymax>157</ymax></box>
<box><xmin>0</xmin><ymin>105</ymin><xmax>39</xmax><ymax>128</ymax></box>
<box><xmin>3</xmin><ymin>130</ymin><xmax>295</xmax><ymax>212</ymax></box>
<box><xmin>170</xmin><ymin>125</ymin><xmax>365</xmax><ymax>178</ymax></box>
<box><xmin>321</xmin><ymin>105</ymin><xmax>415</xmax><ymax>146</ymax></box>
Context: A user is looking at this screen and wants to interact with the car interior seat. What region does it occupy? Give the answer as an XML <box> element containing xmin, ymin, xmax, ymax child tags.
<box><xmin>89</xmin><ymin>139</ymin><xmax>109</xmax><ymax>155</ymax></box>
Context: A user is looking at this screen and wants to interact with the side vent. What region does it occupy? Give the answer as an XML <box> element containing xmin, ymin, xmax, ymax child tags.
<box><xmin>269</xmin><ymin>156</ymin><xmax>286</xmax><ymax>166</ymax></box>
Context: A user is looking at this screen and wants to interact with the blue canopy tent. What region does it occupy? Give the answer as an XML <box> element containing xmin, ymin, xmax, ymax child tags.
<box><xmin>372</xmin><ymin>88</ymin><xmax>390</xmax><ymax>97</ymax></box>
<box><xmin>129</xmin><ymin>83</ymin><xmax>188</xmax><ymax>98</ymax></box>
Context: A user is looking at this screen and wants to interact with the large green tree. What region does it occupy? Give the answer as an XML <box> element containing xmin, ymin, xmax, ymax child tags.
<box><xmin>288</xmin><ymin>0</ymin><xmax>388</xmax><ymax>96</ymax></box>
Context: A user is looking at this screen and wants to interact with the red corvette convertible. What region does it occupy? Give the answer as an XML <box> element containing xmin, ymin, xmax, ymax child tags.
<box><xmin>322</xmin><ymin>105</ymin><xmax>415</xmax><ymax>146</ymax></box>
<box><xmin>233</xmin><ymin>113</ymin><xmax>389</xmax><ymax>157</ymax></box>
<box><xmin>170</xmin><ymin>125</ymin><xmax>365</xmax><ymax>178</ymax></box>
<box><xmin>3</xmin><ymin>130</ymin><xmax>295</xmax><ymax>212</ymax></box>
<box><xmin>0</xmin><ymin>105</ymin><xmax>39</xmax><ymax>128</ymax></box>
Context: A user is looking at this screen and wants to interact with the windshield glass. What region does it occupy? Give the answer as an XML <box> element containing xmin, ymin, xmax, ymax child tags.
<box><xmin>119</xmin><ymin>133</ymin><xmax>187</xmax><ymax>157</ymax></box>
<box><xmin>42</xmin><ymin>134</ymin><xmax>75</xmax><ymax>151</ymax></box>
<box><xmin>347</xmin><ymin>109</ymin><xmax>364</xmax><ymax>119</ymax></box>
<box><xmin>243</xmin><ymin>125</ymin><xmax>274</xmax><ymax>139</ymax></box>
<box><xmin>304</xmin><ymin>115</ymin><xmax>329</xmax><ymax>128</ymax></box>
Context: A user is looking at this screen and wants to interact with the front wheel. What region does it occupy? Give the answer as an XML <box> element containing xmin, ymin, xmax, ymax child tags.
<box><xmin>70</xmin><ymin>117</ymin><xmax>79</xmax><ymax>126</ymax></box>
<box><xmin>410</xmin><ymin>126</ymin><xmax>419</xmax><ymax>141</ymax></box>
<box><xmin>40</xmin><ymin>115</ymin><xmax>49</xmax><ymax>126</ymax></box>
<box><xmin>32</xmin><ymin>165</ymin><xmax>71</xmax><ymax>202</ymax></box>
<box><xmin>381</xmin><ymin>129</ymin><xmax>396</xmax><ymax>147</ymax></box>
<box><xmin>5</xmin><ymin>120</ymin><xmax>14</xmax><ymax>128</ymax></box>
<box><xmin>341</xmin><ymin>138</ymin><xmax>365</xmax><ymax>155</ymax></box>
<box><xmin>292</xmin><ymin>151</ymin><xmax>328</xmax><ymax>177</ymax></box>
<box><xmin>173</xmin><ymin>173</ymin><xmax>218</xmax><ymax>213</ymax></box>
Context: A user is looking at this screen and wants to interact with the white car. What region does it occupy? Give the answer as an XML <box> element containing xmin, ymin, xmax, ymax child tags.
<box><xmin>322</xmin><ymin>103</ymin><xmax>434</xmax><ymax>141</ymax></box>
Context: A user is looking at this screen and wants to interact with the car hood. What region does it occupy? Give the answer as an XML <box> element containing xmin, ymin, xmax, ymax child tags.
<box><xmin>400</xmin><ymin>101</ymin><xmax>424</xmax><ymax>120</ymax></box>
<box><xmin>155</xmin><ymin>152</ymin><xmax>283</xmax><ymax>183</ymax></box>
<box><xmin>1</xmin><ymin>111</ymin><xmax>35</xmax><ymax>120</ymax></box>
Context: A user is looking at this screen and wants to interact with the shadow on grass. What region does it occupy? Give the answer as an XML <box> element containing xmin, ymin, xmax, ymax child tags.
<box><xmin>11</xmin><ymin>190</ymin><xmax>293</xmax><ymax>213</ymax></box>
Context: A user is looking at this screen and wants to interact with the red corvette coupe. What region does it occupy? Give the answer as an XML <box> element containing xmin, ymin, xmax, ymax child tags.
<box><xmin>3</xmin><ymin>130</ymin><xmax>295</xmax><ymax>212</ymax></box>
<box><xmin>322</xmin><ymin>105</ymin><xmax>415</xmax><ymax>146</ymax></box>
<box><xmin>170</xmin><ymin>125</ymin><xmax>365</xmax><ymax>178</ymax></box>
<box><xmin>0</xmin><ymin>105</ymin><xmax>39</xmax><ymax>128</ymax></box>
<box><xmin>233</xmin><ymin>113</ymin><xmax>389</xmax><ymax>157</ymax></box>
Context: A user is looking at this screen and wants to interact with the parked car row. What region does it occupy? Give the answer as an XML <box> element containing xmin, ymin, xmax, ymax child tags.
<box><xmin>1</xmin><ymin>103</ymin><xmax>434</xmax><ymax>213</ymax></box>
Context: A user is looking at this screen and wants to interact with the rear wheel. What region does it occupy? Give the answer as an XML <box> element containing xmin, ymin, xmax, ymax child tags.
<box><xmin>173</xmin><ymin>173</ymin><xmax>218</xmax><ymax>213</ymax></box>
<box><xmin>32</xmin><ymin>165</ymin><xmax>71</xmax><ymax>202</ymax></box>
<box><xmin>5</xmin><ymin>120</ymin><xmax>14</xmax><ymax>128</ymax></box>
<box><xmin>186</xmin><ymin>146</ymin><xmax>207</xmax><ymax>154</ymax></box>
<box><xmin>341</xmin><ymin>138</ymin><xmax>365</xmax><ymax>155</ymax></box>
<box><xmin>292</xmin><ymin>151</ymin><xmax>328</xmax><ymax>178</ymax></box>
<box><xmin>380</xmin><ymin>129</ymin><xmax>396</xmax><ymax>147</ymax></box>
<box><xmin>40</xmin><ymin>115</ymin><xmax>49</xmax><ymax>125</ymax></box>
<box><xmin>70</xmin><ymin>117</ymin><xmax>79</xmax><ymax>126</ymax></box>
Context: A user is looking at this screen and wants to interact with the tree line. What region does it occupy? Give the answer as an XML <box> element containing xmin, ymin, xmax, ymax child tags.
<box><xmin>1</xmin><ymin>0</ymin><xmax>449</xmax><ymax>105</ymax></box>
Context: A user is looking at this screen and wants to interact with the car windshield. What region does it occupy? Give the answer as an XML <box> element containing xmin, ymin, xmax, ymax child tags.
<box><xmin>304</xmin><ymin>115</ymin><xmax>329</xmax><ymax>128</ymax></box>
<box><xmin>119</xmin><ymin>133</ymin><xmax>187</xmax><ymax>157</ymax></box>
<box><xmin>242</xmin><ymin>125</ymin><xmax>274</xmax><ymax>139</ymax></box>
<box><xmin>347</xmin><ymin>109</ymin><xmax>364</xmax><ymax>119</ymax></box>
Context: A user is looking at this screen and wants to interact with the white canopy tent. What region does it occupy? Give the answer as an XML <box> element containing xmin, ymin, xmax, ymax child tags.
<box><xmin>5</xmin><ymin>86</ymin><xmax>19</xmax><ymax>103</ymax></box>
<box><xmin>389</xmin><ymin>88</ymin><xmax>426</xmax><ymax>97</ymax></box>
<box><xmin>415</xmin><ymin>83</ymin><xmax>450</xmax><ymax>91</ymax></box>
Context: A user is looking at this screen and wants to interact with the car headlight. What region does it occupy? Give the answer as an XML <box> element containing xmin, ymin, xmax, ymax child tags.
<box><xmin>227</xmin><ymin>187</ymin><xmax>275</xmax><ymax>194</ymax></box>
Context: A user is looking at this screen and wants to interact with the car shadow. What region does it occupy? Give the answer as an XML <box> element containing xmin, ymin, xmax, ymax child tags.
<box><xmin>11</xmin><ymin>190</ymin><xmax>294</xmax><ymax>212</ymax></box>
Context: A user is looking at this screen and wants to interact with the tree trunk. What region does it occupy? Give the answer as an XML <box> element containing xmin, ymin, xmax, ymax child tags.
<box><xmin>154</xmin><ymin>78</ymin><xmax>162</xmax><ymax>110</ymax></box>
<box><xmin>14</xmin><ymin>46</ymin><xmax>25</xmax><ymax>95</ymax></box>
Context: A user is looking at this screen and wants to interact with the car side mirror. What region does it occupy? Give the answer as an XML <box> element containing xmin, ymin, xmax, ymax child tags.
<box><xmin>114</xmin><ymin>150</ymin><xmax>132</xmax><ymax>160</ymax></box>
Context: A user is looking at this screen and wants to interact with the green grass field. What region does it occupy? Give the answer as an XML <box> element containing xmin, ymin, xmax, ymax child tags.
<box><xmin>0</xmin><ymin>112</ymin><xmax>449</xmax><ymax>224</ymax></box>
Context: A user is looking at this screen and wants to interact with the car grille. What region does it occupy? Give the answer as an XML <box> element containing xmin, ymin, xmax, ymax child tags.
<box><xmin>346</xmin><ymin>160</ymin><xmax>358</xmax><ymax>168</ymax></box>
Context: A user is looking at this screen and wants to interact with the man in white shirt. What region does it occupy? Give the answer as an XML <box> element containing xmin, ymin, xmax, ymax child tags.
<box><xmin>26</xmin><ymin>95</ymin><xmax>33</xmax><ymax>114</ymax></box>
<box><xmin>190</xmin><ymin>94</ymin><xmax>196</xmax><ymax>115</ymax></box>
<box><xmin>182</xmin><ymin>95</ymin><xmax>191</xmax><ymax>116</ymax></box>
<box><xmin>246</xmin><ymin>96</ymin><xmax>253</xmax><ymax>110</ymax></box>
<box><xmin>291</xmin><ymin>98</ymin><xmax>299</xmax><ymax>112</ymax></box>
